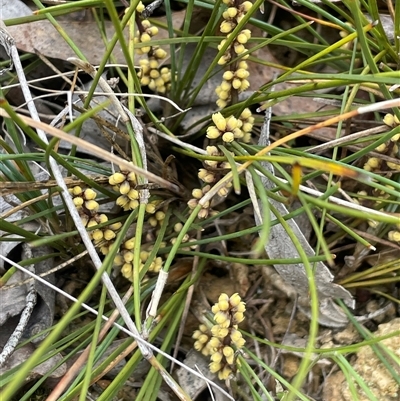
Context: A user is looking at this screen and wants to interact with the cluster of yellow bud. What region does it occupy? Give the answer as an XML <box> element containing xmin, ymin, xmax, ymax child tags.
<box><xmin>187</xmin><ymin>185</ymin><xmax>215</xmax><ymax>219</ymax></box>
<box><xmin>134</xmin><ymin>2</ymin><xmax>172</xmax><ymax>93</ymax></box>
<box><xmin>215</xmin><ymin>0</ymin><xmax>252</xmax><ymax>108</ymax></box>
<box><xmin>69</xmin><ymin>185</ymin><xmax>122</xmax><ymax>255</ymax></box>
<box><xmin>206</xmin><ymin>110</ymin><xmax>253</xmax><ymax>143</ymax></box>
<box><xmin>113</xmin><ymin>237</ymin><xmax>164</xmax><ymax>281</ymax></box>
<box><xmin>148</xmin><ymin>210</ymin><xmax>166</xmax><ymax>228</ymax></box>
<box><xmin>193</xmin><ymin>293</ymin><xmax>246</xmax><ymax>380</ymax></box>
<box><xmin>388</xmin><ymin>230</ymin><xmax>400</xmax><ymax>243</ymax></box>
<box><xmin>170</xmin><ymin>225</ymin><xmax>197</xmax><ymax>250</ymax></box>
<box><xmin>134</xmin><ymin>18</ymin><xmax>159</xmax><ymax>55</ymax></box>
<box><xmin>361</xmin><ymin>114</ymin><xmax>400</xmax><ymax>172</ymax></box>
<box><xmin>137</xmin><ymin>53</ymin><xmax>171</xmax><ymax>94</ymax></box>
<box><xmin>109</xmin><ymin>168</ymin><xmax>140</xmax><ymax>211</ymax></box>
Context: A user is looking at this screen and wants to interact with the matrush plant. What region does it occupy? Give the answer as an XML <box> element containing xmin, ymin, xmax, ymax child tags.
<box><xmin>1</xmin><ymin>0</ymin><xmax>400</xmax><ymax>400</ymax></box>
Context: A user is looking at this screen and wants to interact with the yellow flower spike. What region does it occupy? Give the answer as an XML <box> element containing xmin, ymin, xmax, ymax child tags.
<box><xmin>87</xmin><ymin>219</ymin><xmax>98</xmax><ymax>228</ymax></box>
<box><xmin>148</xmin><ymin>26</ymin><xmax>159</xmax><ymax>36</ymax></box>
<box><xmin>208</xmin><ymin>336</ymin><xmax>220</xmax><ymax>348</ymax></box>
<box><xmin>227</xmin><ymin>7</ymin><xmax>238</xmax><ymax>17</ymax></box>
<box><xmin>192</xmin><ymin>330</ymin><xmax>202</xmax><ymax>340</ymax></box>
<box><xmin>236</xmin><ymin>68</ymin><xmax>249</xmax><ymax>79</ymax></box>
<box><xmin>124</xmin><ymin>238</ymin><xmax>135</xmax><ymax>250</ymax></box>
<box><xmin>222</xmin><ymin>132</ymin><xmax>235</xmax><ymax>143</ymax></box>
<box><xmin>128</xmin><ymin>189</ymin><xmax>139</xmax><ymax>200</ymax></box>
<box><xmin>240</xmin><ymin>108</ymin><xmax>252</xmax><ymax>119</ymax></box>
<box><xmin>388</xmin><ymin>231</ymin><xmax>400</xmax><ymax>242</ymax></box>
<box><xmin>205</xmin><ymin>127</ymin><xmax>220</xmax><ymax>141</ymax></box>
<box><xmin>218</xmin><ymin>55</ymin><xmax>229</xmax><ymax>65</ymax></box>
<box><xmin>194</xmin><ymin>341</ymin><xmax>204</xmax><ymax>352</ymax></box>
<box><xmin>155</xmin><ymin>210</ymin><xmax>165</xmax><ymax>221</ymax></box>
<box><xmin>218</xmin><ymin>90</ymin><xmax>230</xmax><ymax>100</ymax></box>
<box><xmin>237</xmin><ymin>32</ymin><xmax>249</xmax><ymax>44</ymax></box>
<box><xmin>123</xmin><ymin>251</ymin><xmax>134</xmax><ymax>263</ymax></box>
<box><xmin>222</xmin><ymin>72</ymin><xmax>234</xmax><ymax>82</ymax></box>
<box><xmin>85</xmin><ymin>200</ymin><xmax>99</xmax><ymax>212</ymax></box>
<box><xmin>116</xmin><ymin>195</ymin><xmax>129</xmax><ymax>208</ymax></box>
<box><xmin>212</xmin><ymin>112</ymin><xmax>227</xmax><ymax>131</ymax></box>
<box><xmin>209</xmin><ymin>361</ymin><xmax>222</xmax><ymax>373</ymax></box>
<box><xmin>84</xmin><ymin>188</ymin><xmax>96</xmax><ymax>200</ymax></box>
<box><xmin>241</xmin><ymin>1</ymin><xmax>252</xmax><ymax>11</ymax></box>
<box><xmin>198</xmin><ymin>169</ymin><xmax>215</xmax><ymax>183</ymax></box>
<box><xmin>232</xmin><ymin>79</ymin><xmax>242</xmax><ymax>90</ymax></box>
<box><xmin>234</xmin><ymin>129</ymin><xmax>244</xmax><ymax>139</ymax></box>
<box><xmin>149</xmin><ymin>59</ymin><xmax>159</xmax><ymax>69</ymax></box>
<box><xmin>219</xmin><ymin>366</ymin><xmax>233</xmax><ymax>380</ymax></box>
<box><xmin>230</xmin><ymin>329</ymin><xmax>243</xmax><ymax>344</ymax></box>
<box><xmin>119</xmin><ymin>180</ymin><xmax>131</xmax><ymax>195</ymax></box>
<box><xmin>383</xmin><ymin>114</ymin><xmax>395</xmax><ymax>127</ymax></box>
<box><xmin>137</xmin><ymin>1</ymin><xmax>145</xmax><ymax>12</ymax></box>
<box><xmin>73</xmin><ymin>197</ymin><xmax>84</xmax><ymax>208</ymax></box>
<box><xmin>154</xmin><ymin>48</ymin><xmax>167</xmax><ymax>59</ymax></box>
<box><xmin>100</xmin><ymin>245</ymin><xmax>109</xmax><ymax>255</ymax></box>
<box><xmin>239</xmin><ymin>79</ymin><xmax>250</xmax><ymax>91</ymax></box>
<box><xmin>218</xmin><ymin>187</ymin><xmax>229</xmax><ymax>197</ymax></box>
<box><xmin>72</xmin><ymin>186</ymin><xmax>82</xmax><ymax>196</ymax></box>
<box><xmin>103</xmin><ymin>229</ymin><xmax>116</xmax><ymax>241</ymax></box>
<box><xmin>196</xmin><ymin>334</ymin><xmax>208</xmax><ymax>345</ymax></box>
<box><xmin>141</xmin><ymin>76</ymin><xmax>151</xmax><ymax>86</ymax></box>
<box><xmin>128</xmin><ymin>199</ymin><xmax>140</xmax><ymax>210</ymax></box>
<box><xmin>223</xmin><ymin>345</ymin><xmax>234</xmax><ymax>358</ymax></box>
<box><xmin>210</xmin><ymin>325</ymin><xmax>224</xmax><ymax>337</ymax></box>
<box><xmin>211</xmin><ymin>352</ymin><xmax>223</xmax><ymax>363</ymax></box>
<box><xmin>366</xmin><ymin>157</ymin><xmax>380</xmax><ymax>169</ymax></box>
<box><xmin>142</xmin><ymin>20</ymin><xmax>151</xmax><ymax>28</ymax></box>
<box><xmin>214</xmin><ymin>311</ymin><xmax>230</xmax><ymax>325</ymax></box>
<box><xmin>375</xmin><ymin>143</ymin><xmax>387</xmax><ymax>152</ymax></box>
<box><xmin>192</xmin><ymin>188</ymin><xmax>204</xmax><ymax>199</ymax></box>
<box><xmin>109</xmin><ymin>222</ymin><xmax>122</xmax><ymax>231</ymax></box>
<box><xmin>233</xmin><ymin>43</ymin><xmax>246</xmax><ymax>55</ymax></box>
<box><xmin>220</xmin><ymin>20</ymin><xmax>236</xmax><ymax>33</ymax></box>
<box><xmin>114</xmin><ymin>254</ymin><xmax>124</xmax><ymax>266</ymax></box>
<box><xmin>217</xmin><ymin>99</ymin><xmax>228</xmax><ymax>109</ymax></box>
<box><xmin>391</xmin><ymin>133</ymin><xmax>400</xmax><ymax>142</ymax></box>
<box><xmin>145</xmin><ymin>203</ymin><xmax>156</xmax><ymax>214</ymax></box>
<box><xmin>98</xmin><ymin>214</ymin><xmax>108</xmax><ymax>224</ymax></box>
<box><xmin>80</xmin><ymin>215</ymin><xmax>89</xmax><ymax>227</ymax></box>
<box><xmin>226</xmin><ymin>116</ymin><xmax>239</xmax><ymax>130</ymax></box>
<box><xmin>218</xmin><ymin>292</ymin><xmax>230</xmax><ymax>302</ymax></box>
<box><xmin>387</xmin><ymin>162</ymin><xmax>400</xmax><ymax>171</ymax></box>
<box><xmin>92</xmin><ymin>229</ymin><xmax>103</xmax><ymax>241</ymax></box>
<box><xmin>155</xmin><ymin>76</ymin><xmax>165</xmax><ymax>86</ymax></box>
<box><xmin>242</xmin><ymin>122</ymin><xmax>253</xmax><ymax>132</ymax></box>
<box><xmin>121</xmin><ymin>263</ymin><xmax>133</xmax><ymax>280</ymax></box>
<box><xmin>187</xmin><ymin>199</ymin><xmax>198</xmax><ymax>209</ymax></box>
<box><xmin>233</xmin><ymin>312</ymin><xmax>245</xmax><ymax>324</ymax></box>
<box><xmin>149</xmin><ymin>216</ymin><xmax>158</xmax><ymax>227</ymax></box>
<box><xmin>140</xmin><ymin>250</ymin><xmax>149</xmax><ymax>262</ymax></box>
<box><xmin>140</xmin><ymin>33</ymin><xmax>152</xmax><ymax>42</ymax></box>
<box><xmin>218</xmin><ymin>299</ymin><xmax>230</xmax><ymax>311</ymax></box>
<box><xmin>229</xmin><ymin>293</ymin><xmax>242</xmax><ymax>307</ymax></box>
<box><xmin>150</xmin><ymin>69</ymin><xmax>160</xmax><ymax>79</ymax></box>
<box><xmin>220</xmin><ymin>80</ymin><xmax>232</xmax><ymax>91</ymax></box>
